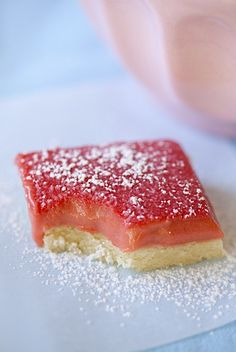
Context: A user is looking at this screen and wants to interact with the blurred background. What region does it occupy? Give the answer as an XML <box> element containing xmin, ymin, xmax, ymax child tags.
<box><xmin>0</xmin><ymin>0</ymin><xmax>125</xmax><ymax>97</ymax></box>
<box><xmin>2</xmin><ymin>0</ymin><xmax>236</xmax><ymax>137</ymax></box>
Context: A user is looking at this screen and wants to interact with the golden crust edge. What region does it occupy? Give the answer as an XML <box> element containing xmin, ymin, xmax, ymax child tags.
<box><xmin>43</xmin><ymin>226</ymin><xmax>224</xmax><ymax>271</ymax></box>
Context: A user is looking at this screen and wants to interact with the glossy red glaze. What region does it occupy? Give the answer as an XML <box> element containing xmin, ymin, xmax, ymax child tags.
<box><xmin>16</xmin><ymin>140</ymin><xmax>223</xmax><ymax>251</ymax></box>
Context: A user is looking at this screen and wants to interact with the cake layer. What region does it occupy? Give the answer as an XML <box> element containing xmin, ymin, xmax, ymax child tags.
<box><xmin>44</xmin><ymin>227</ymin><xmax>225</xmax><ymax>271</ymax></box>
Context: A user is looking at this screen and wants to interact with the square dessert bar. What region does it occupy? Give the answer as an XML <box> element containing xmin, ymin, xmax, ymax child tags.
<box><xmin>16</xmin><ymin>140</ymin><xmax>224</xmax><ymax>271</ymax></box>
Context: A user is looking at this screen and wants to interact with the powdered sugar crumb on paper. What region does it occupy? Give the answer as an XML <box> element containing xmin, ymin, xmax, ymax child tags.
<box><xmin>2</xmin><ymin>183</ymin><xmax>236</xmax><ymax>327</ymax></box>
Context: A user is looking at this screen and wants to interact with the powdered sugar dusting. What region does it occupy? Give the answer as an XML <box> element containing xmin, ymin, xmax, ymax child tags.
<box><xmin>16</xmin><ymin>140</ymin><xmax>210</xmax><ymax>225</ymax></box>
<box><xmin>2</xmin><ymin>183</ymin><xmax>236</xmax><ymax>326</ymax></box>
<box><xmin>17</xmin><ymin>238</ymin><xmax>236</xmax><ymax>324</ymax></box>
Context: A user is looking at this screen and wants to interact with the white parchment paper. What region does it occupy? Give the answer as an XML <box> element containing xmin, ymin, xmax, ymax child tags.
<box><xmin>0</xmin><ymin>78</ymin><xmax>236</xmax><ymax>352</ymax></box>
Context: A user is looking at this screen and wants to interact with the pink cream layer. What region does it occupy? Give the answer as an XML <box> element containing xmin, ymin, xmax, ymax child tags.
<box><xmin>16</xmin><ymin>140</ymin><xmax>223</xmax><ymax>251</ymax></box>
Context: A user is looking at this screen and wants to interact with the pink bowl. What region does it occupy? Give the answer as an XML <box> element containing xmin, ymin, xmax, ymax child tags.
<box><xmin>81</xmin><ymin>0</ymin><xmax>236</xmax><ymax>136</ymax></box>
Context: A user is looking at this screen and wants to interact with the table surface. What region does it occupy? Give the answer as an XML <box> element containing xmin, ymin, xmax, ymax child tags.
<box><xmin>1</xmin><ymin>1</ymin><xmax>236</xmax><ymax>351</ymax></box>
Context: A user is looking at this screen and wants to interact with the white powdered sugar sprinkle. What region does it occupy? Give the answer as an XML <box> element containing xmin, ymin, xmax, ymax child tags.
<box><xmin>1</xmin><ymin>183</ymin><xmax>236</xmax><ymax>326</ymax></box>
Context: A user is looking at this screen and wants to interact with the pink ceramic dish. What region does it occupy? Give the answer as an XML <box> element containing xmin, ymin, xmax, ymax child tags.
<box><xmin>81</xmin><ymin>0</ymin><xmax>236</xmax><ymax>136</ymax></box>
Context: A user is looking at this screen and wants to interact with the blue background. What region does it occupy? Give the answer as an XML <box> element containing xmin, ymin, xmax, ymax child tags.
<box><xmin>1</xmin><ymin>1</ymin><xmax>235</xmax><ymax>350</ymax></box>
<box><xmin>0</xmin><ymin>0</ymin><xmax>124</xmax><ymax>97</ymax></box>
